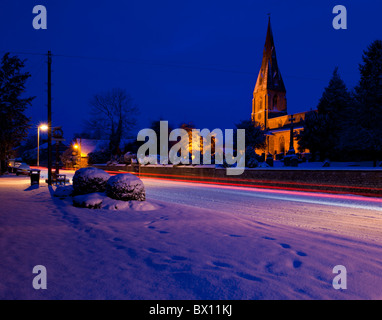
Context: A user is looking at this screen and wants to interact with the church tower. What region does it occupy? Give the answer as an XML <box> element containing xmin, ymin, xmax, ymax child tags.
<box><xmin>252</xmin><ymin>17</ymin><xmax>287</xmax><ymax>128</ymax></box>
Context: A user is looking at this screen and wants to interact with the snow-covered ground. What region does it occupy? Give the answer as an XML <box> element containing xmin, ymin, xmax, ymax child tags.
<box><xmin>1</xmin><ymin>170</ymin><xmax>382</xmax><ymax>300</ymax></box>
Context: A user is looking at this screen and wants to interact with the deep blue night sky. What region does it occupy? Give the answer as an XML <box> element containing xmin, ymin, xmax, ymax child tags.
<box><xmin>1</xmin><ymin>1</ymin><xmax>381</xmax><ymax>140</ymax></box>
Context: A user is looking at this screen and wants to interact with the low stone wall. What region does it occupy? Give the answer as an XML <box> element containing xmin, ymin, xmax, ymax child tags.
<box><xmin>94</xmin><ymin>164</ymin><xmax>382</xmax><ymax>197</ymax></box>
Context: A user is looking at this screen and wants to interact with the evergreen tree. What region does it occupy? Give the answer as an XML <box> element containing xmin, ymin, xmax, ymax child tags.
<box><xmin>317</xmin><ymin>67</ymin><xmax>351</xmax><ymax>120</ymax></box>
<box><xmin>317</xmin><ymin>67</ymin><xmax>352</xmax><ymax>159</ymax></box>
<box><xmin>352</xmin><ymin>40</ymin><xmax>382</xmax><ymax>165</ymax></box>
<box><xmin>297</xmin><ymin>111</ymin><xmax>331</xmax><ymax>160</ymax></box>
<box><xmin>298</xmin><ymin>68</ymin><xmax>352</xmax><ymax>160</ymax></box>
<box><xmin>0</xmin><ymin>53</ymin><xmax>34</xmax><ymax>173</ymax></box>
<box><xmin>235</xmin><ymin>119</ymin><xmax>266</xmax><ymax>151</ymax></box>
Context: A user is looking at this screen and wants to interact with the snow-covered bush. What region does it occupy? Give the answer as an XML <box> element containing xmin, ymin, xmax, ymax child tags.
<box><xmin>54</xmin><ymin>185</ymin><xmax>73</xmax><ymax>198</ymax></box>
<box><xmin>102</xmin><ymin>197</ymin><xmax>158</xmax><ymax>211</ymax></box>
<box><xmin>322</xmin><ymin>159</ymin><xmax>330</xmax><ymax>167</ymax></box>
<box><xmin>123</xmin><ymin>152</ymin><xmax>137</xmax><ymax>164</ymax></box>
<box><xmin>73</xmin><ymin>193</ymin><xmax>104</xmax><ymax>209</ymax></box>
<box><xmin>258</xmin><ymin>162</ymin><xmax>270</xmax><ymax>168</ymax></box>
<box><xmin>72</xmin><ymin>167</ymin><xmax>110</xmax><ymax>195</ymax></box>
<box><xmin>138</xmin><ymin>154</ymin><xmax>160</xmax><ymax>165</ymax></box>
<box><xmin>106</xmin><ymin>173</ymin><xmax>146</xmax><ymax>201</ymax></box>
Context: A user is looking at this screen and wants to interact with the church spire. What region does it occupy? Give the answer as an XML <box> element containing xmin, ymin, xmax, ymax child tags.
<box><xmin>264</xmin><ymin>15</ymin><xmax>274</xmax><ymax>59</ymax></box>
<box><xmin>255</xmin><ymin>16</ymin><xmax>286</xmax><ymax>93</ymax></box>
<box><xmin>252</xmin><ymin>17</ymin><xmax>287</xmax><ymax>126</ymax></box>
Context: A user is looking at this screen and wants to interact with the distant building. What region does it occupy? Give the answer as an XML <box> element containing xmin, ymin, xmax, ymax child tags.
<box><xmin>75</xmin><ymin>139</ymin><xmax>110</xmax><ymax>158</ymax></box>
<box><xmin>252</xmin><ymin>17</ymin><xmax>309</xmax><ymax>157</ymax></box>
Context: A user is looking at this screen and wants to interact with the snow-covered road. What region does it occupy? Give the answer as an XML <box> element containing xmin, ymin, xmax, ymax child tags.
<box><xmin>143</xmin><ymin>178</ymin><xmax>382</xmax><ymax>243</ymax></box>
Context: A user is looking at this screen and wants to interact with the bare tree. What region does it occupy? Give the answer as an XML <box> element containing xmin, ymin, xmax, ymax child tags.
<box><xmin>87</xmin><ymin>88</ymin><xmax>139</xmax><ymax>154</ymax></box>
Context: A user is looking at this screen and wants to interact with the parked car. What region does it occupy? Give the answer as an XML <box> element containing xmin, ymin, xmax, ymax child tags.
<box><xmin>8</xmin><ymin>158</ymin><xmax>23</xmax><ymax>173</ymax></box>
<box><xmin>16</xmin><ymin>163</ymin><xmax>31</xmax><ymax>176</ymax></box>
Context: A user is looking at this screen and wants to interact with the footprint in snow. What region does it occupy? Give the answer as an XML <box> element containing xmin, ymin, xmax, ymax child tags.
<box><xmin>236</xmin><ymin>272</ymin><xmax>262</xmax><ymax>282</ymax></box>
<box><xmin>212</xmin><ymin>261</ymin><xmax>233</xmax><ymax>268</ymax></box>
<box><xmin>279</xmin><ymin>243</ymin><xmax>308</xmax><ymax>259</ymax></box>
<box><xmin>144</xmin><ymin>257</ymin><xmax>167</xmax><ymax>271</ymax></box>
<box><xmin>170</xmin><ymin>256</ymin><xmax>187</xmax><ymax>261</ymax></box>
<box><xmin>114</xmin><ymin>245</ymin><xmax>137</xmax><ymax>258</ymax></box>
<box><xmin>293</xmin><ymin>260</ymin><xmax>302</xmax><ymax>269</ymax></box>
<box><xmin>229</xmin><ymin>234</ymin><xmax>243</xmax><ymax>238</ymax></box>
<box><xmin>127</xmin><ymin>248</ymin><xmax>137</xmax><ymax>258</ymax></box>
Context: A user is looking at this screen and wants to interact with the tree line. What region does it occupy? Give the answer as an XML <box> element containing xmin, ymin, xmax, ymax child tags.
<box><xmin>297</xmin><ymin>40</ymin><xmax>382</xmax><ymax>166</ymax></box>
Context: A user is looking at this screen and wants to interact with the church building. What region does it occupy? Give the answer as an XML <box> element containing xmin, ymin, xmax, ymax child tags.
<box><xmin>252</xmin><ymin>17</ymin><xmax>308</xmax><ymax>158</ymax></box>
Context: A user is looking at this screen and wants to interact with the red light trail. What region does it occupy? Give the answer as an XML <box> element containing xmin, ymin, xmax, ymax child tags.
<box><xmin>102</xmin><ymin>170</ymin><xmax>382</xmax><ymax>200</ymax></box>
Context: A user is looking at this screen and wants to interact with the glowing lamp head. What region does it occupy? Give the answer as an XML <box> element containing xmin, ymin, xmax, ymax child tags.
<box><xmin>39</xmin><ymin>124</ymin><xmax>48</xmax><ymax>131</ymax></box>
<box><xmin>73</xmin><ymin>144</ymin><xmax>79</xmax><ymax>149</ymax></box>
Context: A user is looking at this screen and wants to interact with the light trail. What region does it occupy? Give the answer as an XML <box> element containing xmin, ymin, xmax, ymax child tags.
<box><xmin>142</xmin><ymin>178</ymin><xmax>382</xmax><ymax>211</ymax></box>
<box><xmin>103</xmin><ymin>169</ymin><xmax>382</xmax><ymax>199</ymax></box>
<box><xmin>142</xmin><ymin>176</ymin><xmax>382</xmax><ymax>203</ymax></box>
<box><xmin>112</xmin><ymin>170</ymin><xmax>382</xmax><ymax>192</ymax></box>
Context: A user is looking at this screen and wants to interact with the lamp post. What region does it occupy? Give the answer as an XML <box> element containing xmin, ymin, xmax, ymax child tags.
<box><xmin>37</xmin><ymin>124</ymin><xmax>48</xmax><ymax>167</ymax></box>
<box><xmin>73</xmin><ymin>139</ymin><xmax>81</xmax><ymax>170</ymax></box>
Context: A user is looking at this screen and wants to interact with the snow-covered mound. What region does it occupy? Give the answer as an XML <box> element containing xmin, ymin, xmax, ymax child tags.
<box><xmin>102</xmin><ymin>196</ymin><xmax>157</xmax><ymax>211</ymax></box>
<box><xmin>54</xmin><ymin>185</ymin><xmax>73</xmax><ymax>198</ymax></box>
<box><xmin>73</xmin><ymin>193</ymin><xmax>103</xmax><ymax>209</ymax></box>
<box><xmin>258</xmin><ymin>162</ymin><xmax>270</xmax><ymax>168</ymax></box>
<box><xmin>72</xmin><ymin>167</ymin><xmax>110</xmax><ymax>195</ymax></box>
<box><xmin>106</xmin><ymin>173</ymin><xmax>146</xmax><ymax>201</ymax></box>
<box><xmin>72</xmin><ymin>192</ymin><xmax>157</xmax><ymax>210</ymax></box>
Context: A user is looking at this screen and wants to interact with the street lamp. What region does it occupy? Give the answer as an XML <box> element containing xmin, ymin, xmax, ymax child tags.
<box><xmin>73</xmin><ymin>140</ymin><xmax>81</xmax><ymax>169</ymax></box>
<box><xmin>37</xmin><ymin>124</ymin><xmax>48</xmax><ymax>167</ymax></box>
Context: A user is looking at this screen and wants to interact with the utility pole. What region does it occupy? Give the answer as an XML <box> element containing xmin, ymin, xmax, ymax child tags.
<box><xmin>47</xmin><ymin>51</ymin><xmax>52</xmax><ymax>185</ymax></box>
